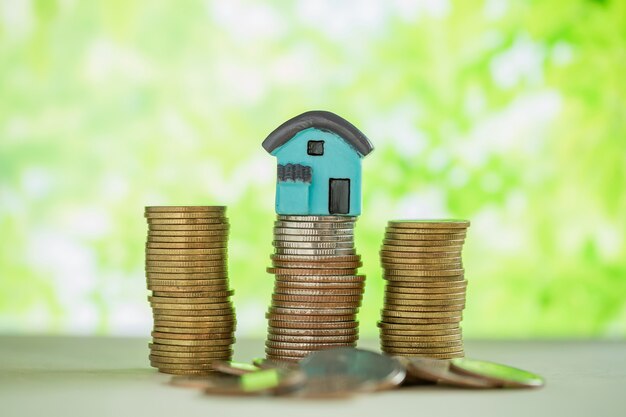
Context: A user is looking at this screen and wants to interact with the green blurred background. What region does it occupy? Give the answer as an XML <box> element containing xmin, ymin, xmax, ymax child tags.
<box><xmin>1</xmin><ymin>0</ymin><xmax>625</xmax><ymax>338</ymax></box>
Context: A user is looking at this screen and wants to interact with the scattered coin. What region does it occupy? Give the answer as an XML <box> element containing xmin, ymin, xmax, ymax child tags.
<box><xmin>297</xmin><ymin>348</ymin><xmax>406</xmax><ymax>395</ymax></box>
<box><xmin>211</xmin><ymin>361</ymin><xmax>260</xmax><ymax>376</ymax></box>
<box><xmin>449</xmin><ymin>358</ymin><xmax>545</xmax><ymax>388</ymax></box>
<box><xmin>397</xmin><ymin>357</ymin><xmax>496</xmax><ymax>388</ymax></box>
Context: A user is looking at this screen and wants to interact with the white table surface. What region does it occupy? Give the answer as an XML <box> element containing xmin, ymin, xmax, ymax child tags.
<box><xmin>1</xmin><ymin>336</ymin><xmax>624</xmax><ymax>417</ymax></box>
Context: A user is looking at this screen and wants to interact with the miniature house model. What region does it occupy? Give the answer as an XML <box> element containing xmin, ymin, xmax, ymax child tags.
<box><xmin>262</xmin><ymin>111</ymin><xmax>374</xmax><ymax>216</ymax></box>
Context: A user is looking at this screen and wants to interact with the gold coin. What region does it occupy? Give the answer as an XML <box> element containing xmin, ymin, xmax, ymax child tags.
<box><xmin>383</xmin><ymin>239</ymin><xmax>465</xmax><ymax>247</ymax></box>
<box><xmin>269</xmin><ymin>327</ymin><xmax>358</xmax><ymax>336</ymax></box>
<box><xmin>382</xmin><ymin>309</ymin><xmax>463</xmax><ymax>318</ymax></box>
<box><xmin>146</xmin><ymin>248</ymin><xmax>227</xmax><ymax>255</ymax></box>
<box><xmin>267</xmin><ymin>267</ymin><xmax>359</xmax><ymax>276</ymax></box>
<box><xmin>384</xmin><ymin>295</ymin><xmax>466</xmax><ymax>304</ymax></box>
<box><xmin>145</xmin><ymin>210</ymin><xmax>227</xmax><ymax>218</ymax></box>
<box><xmin>146</xmin><ymin>254</ymin><xmax>227</xmax><ymax>262</ymax></box>
<box><xmin>381</xmin><ymin>244</ymin><xmax>463</xmax><ymax>253</ymax></box>
<box><xmin>264</xmin><ymin>348</ymin><xmax>312</xmax><ymax>358</ymax></box>
<box><xmin>387</xmin><ymin>352</ymin><xmax>465</xmax><ymax>360</ymax></box>
<box><xmin>266</xmin><ymin>313</ymin><xmax>356</xmax><ymax>322</ymax></box>
<box><xmin>385</xmin><ymin>287</ymin><xmax>465</xmax><ymax>300</ymax></box>
<box><xmin>271</xmin><ymin>300</ymin><xmax>361</xmax><ymax>309</ymax></box>
<box><xmin>152</xmin><ymin>337</ymin><xmax>235</xmax><ymax>347</ymax></box>
<box><xmin>383</xmin><ymin>276</ymin><xmax>464</xmax><ymax>284</ymax></box>
<box><xmin>147</xmin><ymin>218</ymin><xmax>228</xmax><ymax>225</ymax></box>
<box><xmin>265</xmin><ymin>355</ymin><xmax>302</xmax><ymax>363</ymax></box>
<box><xmin>380</xmin><ymin>328</ymin><xmax>461</xmax><ymax>336</ymax></box>
<box><xmin>151</xmin><ymin>331</ymin><xmax>234</xmax><ymax>340</ymax></box>
<box><xmin>148</xmin><ymin>229</ymin><xmax>229</xmax><ymax>237</ymax></box>
<box><xmin>384</xmin><ymin>232</ymin><xmax>466</xmax><ymax>241</ymax></box>
<box><xmin>271</xmin><ymin>260</ymin><xmax>362</xmax><ymax>269</ymax></box>
<box><xmin>268</xmin><ymin>306</ymin><xmax>357</xmax><ymax>315</ymax></box>
<box><xmin>146</xmin><ymin>267</ymin><xmax>226</xmax><ymax>275</ymax></box>
<box><xmin>379</xmin><ymin>316</ymin><xmax>462</xmax><ymax>324</ymax></box>
<box><xmin>146</xmin><ymin>260</ymin><xmax>226</xmax><ymax>268</ymax></box>
<box><xmin>149</xmin><ymin>224</ymin><xmax>229</xmax><ymax>231</ymax></box>
<box><xmin>149</xmin><ymin>342</ymin><xmax>233</xmax><ymax>352</ymax></box>
<box><xmin>152</xmin><ymin>308</ymin><xmax>234</xmax><ymax>317</ymax></box>
<box><xmin>275</xmin><ymin>274</ymin><xmax>365</xmax><ymax>283</ymax></box>
<box><xmin>381</xmin><ymin>263</ymin><xmax>463</xmax><ymax>271</ymax></box>
<box><xmin>272</xmin><ymin>294</ymin><xmax>362</xmax><ymax>303</ymax></box>
<box><xmin>271</xmin><ymin>254</ymin><xmax>361</xmax><ymax>263</ymax></box>
<box><xmin>385</xmin><ymin>227</ymin><xmax>465</xmax><ymax>235</ymax></box>
<box><xmin>149</xmin><ymin>286</ymin><xmax>230</xmax><ymax>294</ymax></box>
<box><xmin>377</xmin><ymin>321</ymin><xmax>459</xmax><ymax>330</ymax></box>
<box><xmin>147</xmin><ymin>274</ymin><xmax>228</xmax><ymax>282</ymax></box>
<box><xmin>380</xmin><ymin>334</ymin><xmax>461</xmax><ymax>343</ymax></box>
<box><xmin>155</xmin><ymin>368</ymin><xmax>216</xmax><ymax>375</ymax></box>
<box><xmin>150</xmin><ymin>361</ymin><xmax>218</xmax><ymax>370</ymax></box>
<box><xmin>265</xmin><ymin>341</ymin><xmax>354</xmax><ymax>350</ymax></box>
<box><xmin>147</xmin><ymin>279</ymin><xmax>228</xmax><ymax>287</ymax></box>
<box><xmin>154</xmin><ymin>325</ymin><xmax>235</xmax><ymax>334</ymax></box>
<box><xmin>149</xmin><ymin>350</ymin><xmax>231</xmax><ymax>360</ymax></box>
<box><xmin>149</xmin><ymin>301</ymin><xmax>232</xmax><ymax>310</ymax></box>
<box><xmin>154</xmin><ymin>316</ymin><xmax>235</xmax><ymax>324</ymax></box>
<box><xmin>149</xmin><ymin>355</ymin><xmax>229</xmax><ymax>364</ymax></box>
<box><xmin>380</xmin><ymin>256</ymin><xmax>462</xmax><ymax>264</ymax></box>
<box><xmin>145</xmin><ymin>206</ymin><xmax>226</xmax><ymax>213</ymax></box>
<box><xmin>380</xmin><ymin>251</ymin><xmax>462</xmax><ymax>260</ymax></box>
<box><xmin>148</xmin><ymin>236</ymin><xmax>228</xmax><ymax>243</ymax></box>
<box><xmin>275</xmin><ymin>281</ymin><xmax>364</xmax><ymax>290</ymax></box>
<box><xmin>384</xmin><ymin>303</ymin><xmax>465</xmax><ymax>312</ymax></box>
<box><xmin>273</xmin><ymin>288</ymin><xmax>363</xmax><ymax>296</ymax></box>
<box><xmin>154</xmin><ymin>317</ymin><xmax>235</xmax><ymax>327</ymax></box>
<box><xmin>148</xmin><ymin>296</ymin><xmax>232</xmax><ymax>305</ymax></box>
<box><xmin>152</xmin><ymin>290</ymin><xmax>233</xmax><ymax>298</ymax></box>
<box><xmin>267</xmin><ymin>334</ymin><xmax>358</xmax><ymax>343</ymax></box>
<box><xmin>146</xmin><ymin>242</ymin><xmax>227</xmax><ymax>249</ymax></box>
<box><xmin>386</xmin><ymin>280</ymin><xmax>468</xmax><ymax>289</ymax></box>
<box><xmin>381</xmin><ymin>340</ymin><xmax>464</xmax><ymax>349</ymax></box>
<box><xmin>381</xmin><ymin>345</ymin><xmax>464</xmax><ymax>354</ymax></box>
<box><xmin>388</xmin><ymin>220</ymin><xmax>470</xmax><ymax>229</ymax></box>
<box><xmin>267</xmin><ymin>320</ymin><xmax>358</xmax><ymax>329</ymax></box>
<box><xmin>147</xmin><ymin>277</ymin><xmax>228</xmax><ymax>285</ymax></box>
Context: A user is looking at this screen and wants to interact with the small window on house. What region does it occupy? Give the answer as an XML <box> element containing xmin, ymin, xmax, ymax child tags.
<box><xmin>307</xmin><ymin>140</ymin><xmax>324</xmax><ymax>156</ymax></box>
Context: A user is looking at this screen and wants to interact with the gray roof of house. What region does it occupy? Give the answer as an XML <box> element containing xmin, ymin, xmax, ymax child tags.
<box><xmin>261</xmin><ymin>110</ymin><xmax>374</xmax><ymax>157</ymax></box>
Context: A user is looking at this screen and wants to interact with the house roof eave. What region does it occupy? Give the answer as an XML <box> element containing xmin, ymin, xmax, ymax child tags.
<box><xmin>261</xmin><ymin>110</ymin><xmax>374</xmax><ymax>157</ymax></box>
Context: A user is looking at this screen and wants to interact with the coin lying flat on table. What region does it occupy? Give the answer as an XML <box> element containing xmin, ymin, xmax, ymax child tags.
<box><xmin>450</xmin><ymin>358</ymin><xmax>545</xmax><ymax>388</ymax></box>
<box><xmin>397</xmin><ymin>357</ymin><xmax>495</xmax><ymax>388</ymax></box>
<box><xmin>294</xmin><ymin>348</ymin><xmax>406</xmax><ymax>397</ymax></box>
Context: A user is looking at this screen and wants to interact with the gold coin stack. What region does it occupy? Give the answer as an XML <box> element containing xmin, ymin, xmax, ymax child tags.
<box><xmin>144</xmin><ymin>206</ymin><xmax>236</xmax><ymax>375</ymax></box>
<box><xmin>264</xmin><ymin>215</ymin><xmax>365</xmax><ymax>362</ymax></box>
<box><xmin>378</xmin><ymin>219</ymin><xmax>469</xmax><ymax>359</ymax></box>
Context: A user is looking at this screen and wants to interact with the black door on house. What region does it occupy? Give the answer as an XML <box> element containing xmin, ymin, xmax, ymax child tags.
<box><xmin>329</xmin><ymin>179</ymin><xmax>350</xmax><ymax>214</ymax></box>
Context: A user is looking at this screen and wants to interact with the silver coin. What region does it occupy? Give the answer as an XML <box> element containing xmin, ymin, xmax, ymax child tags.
<box><xmin>273</xmin><ymin>234</ymin><xmax>353</xmax><ymax>242</ymax></box>
<box><xmin>274</xmin><ymin>248</ymin><xmax>357</xmax><ymax>256</ymax></box>
<box><xmin>272</xmin><ymin>241</ymin><xmax>354</xmax><ymax>249</ymax></box>
<box><xmin>275</xmin><ymin>221</ymin><xmax>355</xmax><ymax>229</ymax></box>
<box><xmin>274</xmin><ymin>228</ymin><xmax>354</xmax><ymax>236</ymax></box>
<box><xmin>295</xmin><ymin>347</ymin><xmax>406</xmax><ymax>396</ymax></box>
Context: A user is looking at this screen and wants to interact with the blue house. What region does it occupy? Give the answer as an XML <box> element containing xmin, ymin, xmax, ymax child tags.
<box><xmin>262</xmin><ymin>111</ymin><xmax>374</xmax><ymax>216</ymax></box>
